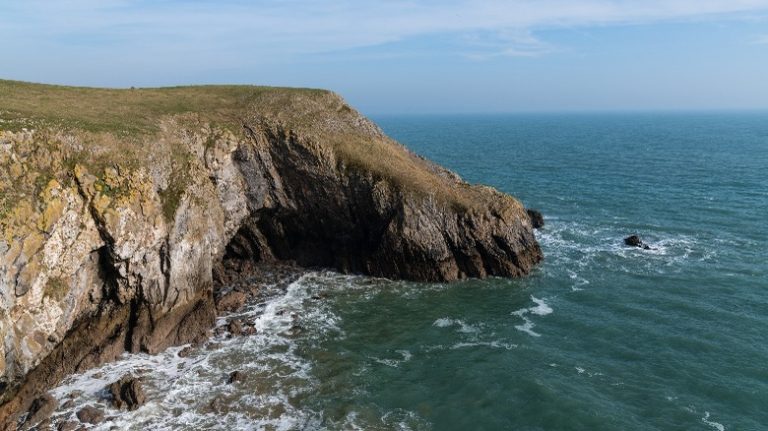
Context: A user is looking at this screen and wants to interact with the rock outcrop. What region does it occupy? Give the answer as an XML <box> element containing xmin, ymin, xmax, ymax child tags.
<box><xmin>107</xmin><ymin>375</ymin><xmax>145</xmax><ymax>411</ymax></box>
<box><xmin>624</xmin><ymin>235</ymin><xmax>651</xmax><ymax>250</ymax></box>
<box><xmin>526</xmin><ymin>209</ymin><xmax>544</xmax><ymax>229</ymax></box>
<box><xmin>0</xmin><ymin>80</ymin><xmax>542</xmax><ymax>425</ymax></box>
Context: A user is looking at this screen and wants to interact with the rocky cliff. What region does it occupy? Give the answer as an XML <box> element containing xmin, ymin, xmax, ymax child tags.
<box><xmin>0</xmin><ymin>80</ymin><xmax>541</xmax><ymax>425</ymax></box>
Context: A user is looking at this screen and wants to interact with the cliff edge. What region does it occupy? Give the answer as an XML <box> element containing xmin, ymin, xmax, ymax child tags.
<box><xmin>0</xmin><ymin>80</ymin><xmax>541</xmax><ymax>425</ymax></box>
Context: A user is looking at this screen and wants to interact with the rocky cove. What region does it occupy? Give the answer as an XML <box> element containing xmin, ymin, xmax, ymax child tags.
<box><xmin>0</xmin><ymin>81</ymin><xmax>542</xmax><ymax>428</ymax></box>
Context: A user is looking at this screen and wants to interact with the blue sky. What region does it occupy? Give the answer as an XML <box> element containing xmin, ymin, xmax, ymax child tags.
<box><xmin>2</xmin><ymin>0</ymin><xmax>768</xmax><ymax>114</ymax></box>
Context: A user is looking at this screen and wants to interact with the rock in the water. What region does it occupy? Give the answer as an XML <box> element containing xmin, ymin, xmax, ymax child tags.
<box><xmin>226</xmin><ymin>320</ymin><xmax>243</xmax><ymax>336</ymax></box>
<box><xmin>624</xmin><ymin>235</ymin><xmax>651</xmax><ymax>250</ymax></box>
<box><xmin>57</xmin><ymin>420</ymin><xmax>80</xmax><ymax>431</ymax></box>
<box><xmin>76</xmin><ymin>405</ymin><xmax>104</xmax><ymax>424</ymax></box>
<box><xmin>227</xmin><ymin>370</ymin><xmax>246</xmax><ymax>384</ymax></box>
<box><xmin>22</xmin><ymin>393</ymin><xmax>57</xmax><ymax>428</ymax></box>
<box><xmin>107</xmin><ymin>375</ymin><xmax>146</xmax><ymax>411</ymax></box>
<box><xmin>178</xmin><ymin>346</ymin><xmax>195</xmax><ymax>358</ymax></box>
<box><xmin>526</xmin><ymin>209</ymin><xmax>545</xmax><ymax>229</ymax></box>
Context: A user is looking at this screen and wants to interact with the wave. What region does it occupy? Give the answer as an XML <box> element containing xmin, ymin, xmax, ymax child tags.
<box><xmin>535</xmin><ymin>216</ymin><xmax>717</xmax><ymax>291</ymax></box>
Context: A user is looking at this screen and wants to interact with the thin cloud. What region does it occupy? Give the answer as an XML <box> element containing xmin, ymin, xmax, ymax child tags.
<box><xmin>4</xmin><ymin>0</ymin><xmax>768</xmax><ymax>56</ymax></box>
<box><xmin>754</xmin><ymin>34</ymin><xmax>768</xmax><ymax>44</ymax></box>
<box><xmin>462</xmin><ymin>30</ymin><xmax>556</xmax><ymax>59</ymax></box>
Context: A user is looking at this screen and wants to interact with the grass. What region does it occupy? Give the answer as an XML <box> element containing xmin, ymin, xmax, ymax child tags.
<box><xmin>0</xmin><ymin>79</ymin><xmax>520</xmax><ymax>222</ymax></box>
<box><xmin>0</xmin><ymin>79</ymin><xmax>328</xmax><ymax>136</ymax></box>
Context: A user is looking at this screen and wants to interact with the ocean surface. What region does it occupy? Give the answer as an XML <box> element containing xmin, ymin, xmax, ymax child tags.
<box><xmin>47</xmin><ymin>113</ymin><xmax>767</xmax><ymax>430</ymax></box>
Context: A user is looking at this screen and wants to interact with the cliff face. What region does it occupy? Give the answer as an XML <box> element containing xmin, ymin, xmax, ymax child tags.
<box><xmin>0</xmin><ymin>81</ymin><xmax>541</xmax><ymax>422</ymax></box>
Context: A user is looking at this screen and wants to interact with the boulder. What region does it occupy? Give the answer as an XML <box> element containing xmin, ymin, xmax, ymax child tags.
<box><xmin>76</xmin><ymin>405</ymin><xmax>104</xmax><ymax>424</ymax></box>
<box><xmin>107</xmin><ymin>375</ymin><xmax>146</xmax><ymax>411</ymax></box>
<box><xmin>226</xmin><ymin>320</ymin><xmax>243</xmax><ymax>336</ymax></box>
<box><xmin>624</xmin><ymin>235</ymin><xmax>651</xmax><ymax>250</ymax></box>
<box><xmin>57</xmin><ymin>420</ymin><xmax>80</xmax><ymax>431</ymax></box>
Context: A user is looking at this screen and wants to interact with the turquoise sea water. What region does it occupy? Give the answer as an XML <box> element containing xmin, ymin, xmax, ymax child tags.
<box><xmin>48</xmin><ymin>113</ymin><xmax>767</xmax><ymax>430</ymax></box>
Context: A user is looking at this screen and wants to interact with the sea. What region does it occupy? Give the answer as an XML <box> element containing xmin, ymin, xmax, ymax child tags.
<box><xmin>46</xmin><ymin>113</ymin><xmax>768</xmax><ymax>430</ymax></box>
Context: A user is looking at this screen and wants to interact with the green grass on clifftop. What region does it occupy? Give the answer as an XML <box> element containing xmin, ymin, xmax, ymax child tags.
<box><xmin>0</xmin><ymin>79</ymin><xmax>328</xmax><ymax>136</ymax></box>
<box><xmin>1</xmin><ymin>79</ymin><xmax>521</xmax><ymax>218</ymax></box>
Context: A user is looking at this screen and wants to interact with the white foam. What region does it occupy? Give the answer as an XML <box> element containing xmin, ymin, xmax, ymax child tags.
<box><xmin>450</xmin><ymin>341</ymin><xmax>517</xmax><ymax>350</ymax></box>
<box><xmin>432</xmin><ymin>317</ymin><xmax>454</xmax><ymax>328</ymax></box>
<box><xmin>372</xmin><ymin>350</ymin><xmax>413</xmax><ymax>368</ymax></box>
<box><xmin>567</xmin><ymin>269</ymin><xmax>589</xmax><ymax>291</ymax></box>
<box><xmin>511</xmin><ymin>296</ymin><xmax>553</xmax><ymax>337</ymax></box>
<box><xmin>537</xmin><ymin>218</ymin><xmax>713</xmax><ymax>277</ymax></box>
<box><xmin>530</xmin><ymin>296</ymin><xmax>553</xmax><ymax>316</ymax></box>
<box><xmin>514</xmin><ymin>316</ymin><xmax>541</xmax><ymax>337</ymax></box>
<box><xmin>702</xmin><ymin>412</ymin><xmax>726</xmax><ymax>431</ymax></box>
<box><xmin>45</xmin><ymin>272</ymin><xmax>354</xmax><ymax>430</ymax></box>
<box><xmin>432</xmin><ymin>317</ymin><xmax>480</xmax><ymax>333</ymax></box>
<box><xmin>398</xmin><ymin>350</ymin><xmax>413</xmax><ymax>361</ymax></box>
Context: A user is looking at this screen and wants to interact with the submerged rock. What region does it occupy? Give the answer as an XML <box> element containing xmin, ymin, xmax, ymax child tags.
<box><xmin>107</xmin><ymin>375</ymin><xmax>146</xmax><ymax>411</ymax></box>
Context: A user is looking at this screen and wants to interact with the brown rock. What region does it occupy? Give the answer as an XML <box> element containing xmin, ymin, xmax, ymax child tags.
<box><xmin>57</xmin><ymin>420</ymin><xmax>80</xmax><ymax>431</ymax></box>
<box><xmin>22</xmin><ymin>393</ymin><xmax>57</xmax><ymax>428</ymax></box>
<box><xmin>107</xmin><ymin>375</ymin><xmax>146</xmax><ymax>411</ymax></box>
<box><xmin>226</xmin><ymin>320</ymin><xmax>243</xmax><ymax>336</ymax></box>
<box><xmin>215</xmin><ymin>290</ymin><xmax>247</xmax><ymax>313</ymax></box>
<box><xmin>76</xmin><ymin>405</ymin><xmax>104</xmax><ymax>424</ymax></box>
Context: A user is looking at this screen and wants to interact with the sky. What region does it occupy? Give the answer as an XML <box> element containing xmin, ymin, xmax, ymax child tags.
<box><xmin>1</xmin><ymin>0</ymin><xmax>768</xmax><ymax>114</ymax></box>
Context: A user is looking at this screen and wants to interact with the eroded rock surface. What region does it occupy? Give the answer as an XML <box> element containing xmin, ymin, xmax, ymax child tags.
<box><xmin>107</xmin><ymin>375</ymin><xmax>145</xmax><ymax>411</ymax></box>
<box><xmin>0</xmin><ymin>83</ymin><xmax>542</xmax><ymax>425</ymax></box>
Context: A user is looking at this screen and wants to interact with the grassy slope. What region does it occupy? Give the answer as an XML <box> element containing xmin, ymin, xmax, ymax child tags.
<box><xmin>0</xmin><ymin>79</ymin><xmax>330</xmax><ymax>135</ymax></box>
<box><xmin>0</xmin><ymin>79</ymin><xmax>519</xmax><ymax>221</ymax></box>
